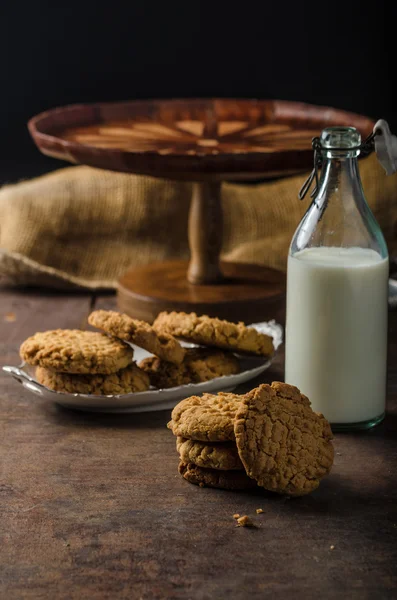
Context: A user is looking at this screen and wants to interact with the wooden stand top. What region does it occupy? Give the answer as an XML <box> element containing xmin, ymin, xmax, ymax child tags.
<box><xmin>1</xmin><ymin>289</ymin><xmax>396</xmax><ymax>599</ymax></box>
<box><xmin>28</xmin><ymin>98</ymin><xmax>374</xmax><ymax>181</ymax></box>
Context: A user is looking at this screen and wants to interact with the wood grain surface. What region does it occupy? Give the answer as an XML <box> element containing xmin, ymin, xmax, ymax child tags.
<box><xmin>28</xmin><ymin>99</ymin><xmax>375</xmax><ymax>181</ymax></box>
<box><xmin>1</xmin><ymin>289</ymin><xmax>396</xmax><ymax>600</ymax></box>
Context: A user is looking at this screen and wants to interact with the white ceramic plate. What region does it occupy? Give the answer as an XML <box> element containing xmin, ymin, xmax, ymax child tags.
<box><xmin>3</xmin><ymin>321</ymin><xmax>282</xmax><ymax>413</ymax></box>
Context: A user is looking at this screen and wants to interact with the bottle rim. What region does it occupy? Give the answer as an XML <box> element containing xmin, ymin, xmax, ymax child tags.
<box><xmin>320</xmin><ymin>126</ymin><xmax>361</xmax><ymax>150</ymax></box>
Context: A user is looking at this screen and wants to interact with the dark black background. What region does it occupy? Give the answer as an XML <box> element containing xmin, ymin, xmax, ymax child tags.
<box><xmin>1</xmin><ymin>1</ymin><xmax>395</xmax><ymax>182</ymax></box>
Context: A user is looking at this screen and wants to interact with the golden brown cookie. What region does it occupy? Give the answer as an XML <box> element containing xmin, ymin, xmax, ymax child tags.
<box><xmin>176</xmin><ymin>437</ymin><xmax>244</xmax><ymax>471</ymax></box>
<box><xmin>88</xmin><ymin>310</ymin><xmax>185</xmax><ymax>365</ymax></box>
<box><xmin>36</xmin><ymin>362</ymin><xmax>150</xmax><ymax>395</ymax></box>
<box><xmin>168</xmin><ymin>392</ymin><xmax>242</xmax><ymax>442</ymax></box>
<box><xmin>20</xmin><ymin>330</ymin><xmax>133</xmax><ymax>375</ymax></box>
<box><xmin>139</xmin><ymin>348</ymin><xmax>240</xmax><ymax>389</ymax></box>
<box><xmin>153</xmin><ymin>311</ymin><xmax>274</xmax><ymax>357</ymax></box>
<box><xmin>178</xmin><ymin>462</ymin><xmax>257</xmax><ymax>491</ymax></box>
<box><xmin>234</xmin><ymin>382</ymin><xmax>334</xmax><ymax>496</ymax></box>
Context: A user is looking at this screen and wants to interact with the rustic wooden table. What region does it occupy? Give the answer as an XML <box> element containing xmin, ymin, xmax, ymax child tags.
<box><xmin>1</xmin><ymin>289</ymin><xmax>396</xmax><ymax>600</ymax></box>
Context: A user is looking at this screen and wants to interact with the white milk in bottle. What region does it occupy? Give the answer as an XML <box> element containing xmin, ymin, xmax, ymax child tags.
<box><xmin>285</xmin><ymin>127</ymin><xmax>389</xmax><ymax>430</ymax></box>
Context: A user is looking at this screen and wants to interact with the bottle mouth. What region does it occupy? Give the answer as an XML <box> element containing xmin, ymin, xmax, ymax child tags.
<box><xmin>320</xmin><ymin>126</ymin><xmax>361</xmax><ymax>149</ymax></box>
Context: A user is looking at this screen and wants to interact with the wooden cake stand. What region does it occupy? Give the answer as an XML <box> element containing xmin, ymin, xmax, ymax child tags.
<box><xmin>28</xmin><ymin>99</ymin><xmax>374</xmax><ymax>322</ymax></box>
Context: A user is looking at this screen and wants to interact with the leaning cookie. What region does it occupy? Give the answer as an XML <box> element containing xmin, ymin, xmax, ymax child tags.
<box><xmin>20</xmin><ymin>330</ymin><xmax>133</xmax><ymax>375</ymax></box>
<box><xmin>36</xmin><ymin>362</ymin><xmax>150</xmax><ymax>395</ymax></box>
<box><xmin>139</xmin><ymin>348</ymin><xmax>239</xmax><ymax>389</ymax></box>
<box><xmin>178</xmin><ymin>462</ymin><xmax>257</xmax><ymax>491</ymax></box>
<box><xmin>88</xmin><ymin>310</ymin><xmax>185</xmax><ymax>365</ymax></box>
<box><xmin>234</xmin><ymin>382</ymin><xmax>334</xmax><ymax>496</ymax></box>
<box><xmin>153</xmin><ymin>311</ymin><xmax>274</xmax><ymax>357</ymax></box>
<box><xmin>177</xmin><ymin>437</ymin><xmax>244</xmax><ymax>471</ymax></box>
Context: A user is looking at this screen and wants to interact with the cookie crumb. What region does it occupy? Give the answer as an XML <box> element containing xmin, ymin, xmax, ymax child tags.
<box><xmin>256</xmin><ymin>508</ymin><xmax>264</xmax><ymax>514</ymax></box>
<box><xmin>4</xmin><ymin>312</ymin><xmax>16</xmax><ymax>322</ymax></box>
<box><xmin>233</xmin><ymin>513</ymin><xmax>240</xmax><ymax>519</ymax></box>
<box><xmin>236</xmin><ymin>515</ymin><xmax>254</xmax><ymax>527</ymax></box>
<box><xmin>330</xmin><ymin>545</ymin><xmax>335</xmax><ymax>550</ymax></box>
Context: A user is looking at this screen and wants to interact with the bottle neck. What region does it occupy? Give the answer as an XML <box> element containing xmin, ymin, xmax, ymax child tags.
<box><xmin>317</xmin><ymin>153</ymin><xmax>363</xmax><ymax>207</ymax></box>
<box><xmin>291</xmin><ymin>128</ymin><xmax>388</xmax><ymax>259</ymax></box>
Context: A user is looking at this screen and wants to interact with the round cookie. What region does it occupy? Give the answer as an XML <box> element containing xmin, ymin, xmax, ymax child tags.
<box><xmin>234</xmin><ymin>382</ymin><xmax>334</xmax><ymax>497</ymax></box>
<box><xmin>139</xmin><ymin>348</ymin><xmax>240</xmax><ymax>389</ymax></box>
<box><xmin>178</xmin><ymin>462</ymin><xmax>257</xmax><ymax>491</ymax></box>
<box><xmin>36</xmin><ymin>362</ymin><xmax>150</xmax><ymax>395</ymax></box>
<box><xmin>177</xmin><ymin>437</ymin><xmax>244</xmax><ymax>471</ymax></box>
<box><xmin>20</xmin><ymin>330</ymin><xmax>133</xmax><ymax>374</ymax></box>
<box><xmin>153</xmin><ymin>311</ymin><xmax>274</xmax><ymax>357</ymax></box>
<box><xmin>168</xmin><ymin>392</ymin><xmax>242</xmax><ymax>442</ymax></box>
<box><xmin>88</xmin><ymin>310</ymin><xmax>185</xmax><ymax>365</ymax></box>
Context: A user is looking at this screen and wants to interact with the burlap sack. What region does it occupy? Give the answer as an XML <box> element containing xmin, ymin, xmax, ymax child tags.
<box><xmin>0</xmin><ymin>154</ymin><xmax>396</xmax><ymax>290</ymax></box>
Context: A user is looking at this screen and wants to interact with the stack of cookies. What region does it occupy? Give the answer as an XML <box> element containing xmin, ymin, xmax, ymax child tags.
<box><xmin>88</xmin><ymin>310</ymin><xmax>270</xmax><ymax>389</ymax></box>
<box><xmin>144</xmin><ymin>310</ymin><xmax>274</xmax><ymax>388</ymax></box>
<box><xmin>20</xmin><ymin>329</ymin><xmax>150</xmax><ymax>395</ymax></box>
<box><xmin>19</xmin><ymin>309</ymin><xmax>275</xmax><ymax>394</ymax></box>
<box><xmin>20</xmin><ymin>309</ymin><xmax>189</xmax><ymax>395</ymax></box>
<box><xmin>168</xmin><ymin>382</ymin><xmax>334</xmax><ymax>496</ymax></box>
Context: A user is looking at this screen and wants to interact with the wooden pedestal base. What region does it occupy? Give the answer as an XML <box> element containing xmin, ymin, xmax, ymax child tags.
<box><xmin>117</xmin><ymin>260</ymin><xmax>285</xmax><ymax>324</ymax></box>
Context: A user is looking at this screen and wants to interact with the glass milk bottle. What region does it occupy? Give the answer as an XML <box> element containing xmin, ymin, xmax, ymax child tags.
<box><xmin>285</xmin><ymin>126</ymin><xmax>389</xmax><ymax>430</ymax></box>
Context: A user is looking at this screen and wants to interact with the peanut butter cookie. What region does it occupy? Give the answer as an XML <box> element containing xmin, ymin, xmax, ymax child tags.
<box><xmin>177</xmin><ymin>437</ymin><xmax>243</xmax><ymax>471</ymax></box>
<box><xmin>20</xmin><ymin>330</ymin><xmax>133</xmax><ymax>374</ymax></box>
<box><xmin>153</xmin><ymin>311</ymin><xmax>274</xmax><ymax>357</ymax></box>
<box><xmin>139</xmin><ymin>348</ymin><xmax>239</xmax><ymax>389</ymax></box>
<box><xmin>168</xmin><ymin>392</ymin><xmax>242</xmax><ymax>442</ymax></box>
<box><xmin>36</xmin><ymin>362</ymin><xmax>150</xmax><ymax>395</ymax></box>
<box><xmin>88</xmin><ymin>310</ymin><xmax>185</xmax><ymax>365</ymax></box>
<box><xmin>178</xmin><ymin>462</ymin><xmax>257</xmax><ymax>491</ymax></box>
<box><xmin>234</xmin><ymin>382</ymin><xmax>334</xmax><ymax>496</ymax></box>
